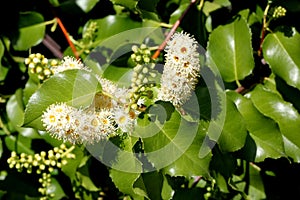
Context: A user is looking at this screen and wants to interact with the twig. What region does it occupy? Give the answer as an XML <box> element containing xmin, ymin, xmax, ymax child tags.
<box><xmin>151</xmin><ymin>0</ymin><xmax>197</xmax><ymax>60</ymax></box>
<box><xmin>258</xmin><ymin>3</ymin><xmax>271</xmax><ymax>57</ymax></box>
<box><xmin>56</xmin><ymin>17</ymin><xmax>79</xmax><ymax>60</ymax></box>
<box><xmin>191</xmin><ymin>176</ymin><xmax>202</xmax><ymax>188</ymax></box>
<box><xmin>42</xmin><ymin>34</ymin><xmax>63</xmax><ymax>59</ymax></box>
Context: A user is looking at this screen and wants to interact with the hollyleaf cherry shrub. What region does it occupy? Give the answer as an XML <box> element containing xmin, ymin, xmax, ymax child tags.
<box><xmin>2</xmin><ymin>0</ymin><xmax>300</xmax><ymax>199</ymax></box>
<box><xmin>31</xmin><ymin>31</ymin><xmax>201</xmax><ymax>145</ymax></box>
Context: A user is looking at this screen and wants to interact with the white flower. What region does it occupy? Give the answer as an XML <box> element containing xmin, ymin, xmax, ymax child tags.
<box><xmin>41</xmin><ymin>102</ymin><xmax>81</xmax><ymax>144</ymax></box>
<box><xmin>137</xmin><ymin>97</ymin><xmax>146</xmax><ymax>107</ymax></box>
<box><xmin>97</xmin><ymin>76</ymin><xmax>118</xmax><ymax>95</ymax></box>
<box><xmin>51</xmin><ymin>56</ymin><xmax>87</xmax><ymax>74</ymax></box>
<box><xmin>96</xmin><ymin>76</ymin><xmax>133</xmax><ymax>108</ymax></box>
<box><xmin>75</xmin><ymin>109</ymin><xmax>115</xmax><ymax>144</ymax></box>
<box><xmin>114</xmin><ymin>107</ymin><xmax>136</xmax><ymax>133</ymax></box>
<box><xmin>42</xmin><ymin>102</ymin><xmax>116</xmax><ymax>144</ymax></box>
<box><xmin>157</xmin><ymin>31</ymin><xmax>201</xmax><ymax>107</ymax></box>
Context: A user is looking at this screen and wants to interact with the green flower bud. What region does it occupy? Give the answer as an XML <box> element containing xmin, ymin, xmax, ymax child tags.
<box><xmin>140</xmin><ymin>44</ymin><xmax>147</xmax><ymax>50</ymax></box>
<box><xmin>39</xmin><ymin>164</ymin><xmax>46</xmax><ymax>170</ymax></box>
<box><xmin>132</xmin><ymin>45</ymin><xmax>139</xmax><ymax>53</ymax></box>
<box><xmin>59</xmin><ymin>160</ymin><xmax>66</xmax><ymax>166</ymax></box>
<box><xmin>273</xmin><ymin>6</ymin><xmax>286</xmax><ymax>18</ymax></box>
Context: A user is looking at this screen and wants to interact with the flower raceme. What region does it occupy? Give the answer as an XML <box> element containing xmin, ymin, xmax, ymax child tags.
<box><xmin>37</xmin><ymin>31</ymin><xmax>200</xmax><ymax>145</ymax></box>
<box><xmin>157</xmin><ymin>31</ymin><xmax>201</xmax><ymax>107</ymax></box>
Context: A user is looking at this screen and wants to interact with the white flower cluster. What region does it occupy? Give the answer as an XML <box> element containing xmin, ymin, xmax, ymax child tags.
<box><xmin>41</xmin><ymin>59</ymin><xmax>139</xmax><ymax>144</ymax></box>
<box><xmin>41</xmin><ymin>102</ymin><xmax>116</xmax><ymax>144</ymax></box>
<box><xmin>51</xmin><ymin>56</ymin><xmax>88</xmax><ymax>74</ymax></box>
<box><xmin>158</xmin><ymin>31</ymin><xmax>201</xmax><ymax>107</ymax></box>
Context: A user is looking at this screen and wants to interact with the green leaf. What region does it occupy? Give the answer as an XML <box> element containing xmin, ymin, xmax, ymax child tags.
<box><xmin>85</xmin><ymin>20</ymin><xmax>163</xmax><ymax>75</ymax></box>
<box><xmin>210</xmin><ymin>150</ymin><xmax>236</xmax><ymax>179</ymax></box>
<box><xmin>0</xmin><ymin>40</ymin><xmax>5</xmax><ymax>80</ymax></box>
<box><xmin>92</xmin><ymin>15</ymin><xmax>141</xmax><ymax>44</ymax></box>
<box><xmin>61</xmin><ymin>146</ymin><xmax>85</xmax><ymax>180</ymax></box>
<box><xmin>13</xmin><ymin>12</ymin><xmax>45</xmax><ymax>50</ymax></box>
<box><xmin>110</xmin><ymin>0</ymin><xmax>139</xmax><ymax>10</ymax></box>
<box><xmin>227</xmin><ymin>91</ymin><xmax>286</xmax><ymax>162</ymax></box>
<box><xmin>262</xmin><ymin>30</ymin><xmax>300</xmax><ymax>90</ymax></box>
<box><xmin>203</xmin><ymin>2</ymin><xmax>222</xmax><ymax>16</ymax></box>
<box><xmin>75</xmin><ymin>0</ymin><xmax>99</xmax><ymax>13</ymax></box>
<box><xmin>249</xmin><ymin>84</ymin><xmax>300</xmax><ymax>161</ymax></box>
<box><xmin>76</xmin><ymin>171</ymin><xmax>99</xmax><ymax>191</ymax></box>
<box><xmin>4</xmin><ymin>135</ymin><xmax>34</xmax><ymax>155</ymax></box>
<box><xmin>47</xmin><ymin>178</ymin><xmax>67</xmax><ymax>200</ymax></box>
<box><xmin>139</xmin><ymin>171</ymin><xmax>164</xmax><ymax>200</ymax></box>
<box><xmin>6</xmin><ymin>89</ymin><xmax>25</xmax><ymax>128</ymax></box>
<box><xmin>217</xmin><ymin>96</ymin><xmax>247</xmax><ymax>152</ymax></box>
<box><xmin>173</xmin><ymin>188</ymin><xmax>202</xmax><ymax>200</ymax></box>
<box><xmin>102</xmin><ymin>65</ymin><xmax>132</xmax><ymax>87</ymax></box>
<box><xmin>138</xmin><ymin>0</ymin><xmax>159</xmax><ymax>12</ymax></box>
<box><xmin>6</xmin><ymin>89</ymin><xmax>40</xmax><ymax>138</ymax></box>
<box><xmin>86</xmin><ymin>134</ymin><xmax>142</xmax><ymax>173</ymax></box>
<box><xmin>206</xmin><ymin>17</ymin><xmax>254</xmax><ymax>84</ymax></box>
<box><xmin>23</xmin><ymin>78</ymin><xmax>39</xmax><ymax>106</ymax></box>
<box><xmin>161</xmin><ymin>174</ymin><xmax>174</xmax><ymax>200</ymax></box>
<box><xmin>248</xmin><ymin>164</ymin><xmax>266</xmax><ymax>200</ymax></box>
<box><xmin>0</xmin><ymin>138</ymin><xmax>3</xmax><ymax>159</ymax></box>
<box><xmin>142</xmin><ymin>109</ymin><xmax>211</xmax><ymax>177</ymax></box>
<box><xmin>23</xmin><ymin>69</ymin><xmax>101</xmax><ymax>130</ymax></box>
<box><xmin>110</xmin><ymin>169</ymin><xmax>143</xmax><ymax>199</ymax></box>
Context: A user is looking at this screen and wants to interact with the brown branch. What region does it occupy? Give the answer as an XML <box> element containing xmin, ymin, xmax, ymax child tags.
<box><xmin>56</xmin><ymin>17</ymin><xmax>79</xmax><ymax>60</ymax></box>
<box><xmin>191</xmin><ymin>176</ymin><xmax>202</xmax><ymax>188</ymax></box>
<box><xmin>42</xmin><ymin>34</ymin><xmax>63</xmax><ymax>59</ymax></box>
<box><xmin>257</xmin><ymin>3</ymin><xmax>271</xmax><ymax>57</ymax></box>
<box><xmin>151</xmin><ymin>0</ymin><xmax>197</xmax><ymax>60</ymax></box>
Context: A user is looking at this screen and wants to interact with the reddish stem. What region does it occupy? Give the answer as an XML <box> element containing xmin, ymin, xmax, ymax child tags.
<box><xmin>257</xmin><ymin>25</ymin><xmax>266</xmax><ymax>57</ymax></box>
<box><xmin>56</xmin><ymin>17</ymin><xmax>79</xmax><ymax>60</ymax></box>
<box><xmin>151</xmin><ymin>0</ymin><xmax>197</xmax><ymax>60</ymax></box>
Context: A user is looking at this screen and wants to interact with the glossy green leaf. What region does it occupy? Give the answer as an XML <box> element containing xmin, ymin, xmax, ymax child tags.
<box><xmin>210</xmin><ymin>150</ymin><xmax>236</xmax><ymax>179</ymax></box>
<box><xmin>217</xmin><ymin>96</ymin><xmax>247</xmax><ymax>152</ymax></box>
<box><xmin>250</xmin><ymin>84</ymin><xmax>300</xmax><ymax>160</ymax></box>
<box><xmin>102</xmin><ymin>65</ymin><xmax>132</xmax><ymax>87</ymax></box>
<box><xmin>0</xmin><ymin>139</ymin><xmax>3</xmax><ymax>159</ymax></box>
<box><xmin>248</xmin><ymin>164</ymin><xmax>266</xmax><ymax>200</ymax></box>
<box><xmin>131</xmin><ymin>171</ymin><xmax>165</xmax><ymax>200</ymax></box>
<box><xmin>142</xmin><ymin>109</ymin><xmax>211</xmax><ymax>177</ymax></box>
<box><xmin>61</xmin><ymin>146</ymin><xmax>85</xmax><ymax>180</ymax></box>
<box><xmin>76</xmin><ymin>171</ymin><xmax>99</xmax><ymax>191</ymax></box>
<box><xmin>110</xmin><ymin>0</ymin><xmax>139</xmax><ymax>10</ymax></box>
<box><xmin>262</xmin><ymin>31</ymin><xmax>300</xmax><ymax>90</ymax></box>
<box><xmin>137</xmin><ymin>0</ymin><xmax>160</xmax><ymax>20</ymax></box>
<box><xmin>138</xmin><ymin>0</ymin><xmax>159</xmax><ymax>12</ymax></box>
<box><xmin>13</xmin><ymin>12</ymin><xmax>45</xmax><ymax>50</ymax></box>
<box><xmin>203</xmin><ymin>0</ymin><xmax>231</xmax><ymax>16</ymax></box>
<box><xmin>23</xmin><ymin>78</ymin><xmax>39</xmax><ymax>106</ymax></box>
<box><xmin>86</xmin><ymin>133</ymin><xmax>142</xmax><ymax>174</ymax></box>
<box><xmin>75</xmin><ymin>0</ymin><xmax>99</xmax><ymax>13</ymax></box>
<box><xmin>231</xmin><ymin>163</ymin><xmax>265</xmax><ymax>200</ymax></box>
<box><xmin>227</xmin><ymin>91</ymin><xmax>286</xmax><ymax>162</ymax></box>
<box><xmin>85</xmin><ymin>22</ymin><xmax>163</xmax><ymax>78</ymax></box>
<box><xmin>4</xmin><ymin>135</ymin><xmax>34</xmax><ymax>155</ymax></box>
<box><xmin>6</xmin><ymin>89</ymin><xmax>25</xmax><ymax>129</ymax></box>
<box><xmin>173</xmin><ymin>188</ymin><xmax>202</xmax><ymax>200</ymax></box>
<box><xmin>6</xmin><ymin>90</ymin><xmax>40</xmax><ymax>138</ymax></box>
<box><xmin>103</xmin><ymin>135</ymin><xmax>144</xmax><ymax>198</ymax></box>
<box><xmin>0</xmin><ymin>40</ymin><xmax>4</xmax><ymax>80</ymax></box>
<box><xmin>47</xmin><ymin>178</ymin><xmax>67</xmax><ymax>200</ymax></box>
<box><xmin>206</xmin><ymin>18</ymin><xmax>254</xmax><ymax>83</ymax></box>
<box><xmin>23</xmin><ymin>69</ymin><xmax>101</xmax><ymax>130</ymax></box>
<box><xmin>161</xmin><ymin>174</ymin><xmax>174</xmax><ymax>200</ymax></box>
<box><xmin>88</xmin><ymin>15</ymin><xmax>142</xmax><ymax>46</ymax></box>
<box><xmin>110</xmin><ymin>169</ymin><xmax>143</xmax><ymax>200</ymax></box>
